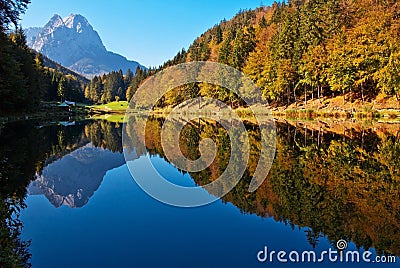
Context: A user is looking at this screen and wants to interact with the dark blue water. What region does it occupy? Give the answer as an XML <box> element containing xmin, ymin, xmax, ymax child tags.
<box><xmin>20</xmin><ymin>152</ymin><xmax>397</xmax><ymax>268</ymax></box>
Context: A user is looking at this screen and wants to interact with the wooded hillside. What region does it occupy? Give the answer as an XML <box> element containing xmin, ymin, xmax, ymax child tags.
<box><xmin>122</xmin><ymin>0</ymin><xmax>400</xmax><ymax>109</ymax></box>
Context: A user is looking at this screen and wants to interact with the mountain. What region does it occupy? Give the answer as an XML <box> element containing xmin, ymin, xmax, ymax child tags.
<box><xmin>28</xmin><ymin>143</ymin><xmax>128</xmax><ymax>208</ymax></box>
<box><xmin>25</xmin><ymin>14</ymin><xmax>145</xmax><ymax>78</ymax></box>
<box><xmin>33</xmin><ymin>50</ymin><xmax>90</xmax><ymax>85</ymax></box>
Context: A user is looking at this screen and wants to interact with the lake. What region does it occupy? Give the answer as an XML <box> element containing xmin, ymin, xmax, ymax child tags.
<box><xmin>0</xmin><ymin>117</ymin><xmax>399</xmax><ymax>267</ymax></box>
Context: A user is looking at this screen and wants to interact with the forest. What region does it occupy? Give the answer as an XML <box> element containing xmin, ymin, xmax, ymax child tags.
<box><xmin>106</xmin><ymin>0</ymin><xmax>399</xmax><ymax>110</ymax></box>
<box><xmin>3</xmin><ymin>0</ymin><xmax>399</xmax><ymax>112</ymax></box>
<box><xmin>0</xmin><ymin>0</ymin><xmax>87</xmax><ymax>114</ymax></box>
<box><xmin>84</xmin><ymin>67</ymin><xmax>147</xmax><ymax>103</ymax></box>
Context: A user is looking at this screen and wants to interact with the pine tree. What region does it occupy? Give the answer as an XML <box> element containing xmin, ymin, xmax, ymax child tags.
<box><xmin>0</xmin><ymin>0</ymin><xmax>30</xmax><ymax>28</ymax></box>
<box><xmin>214</xmin><ymin>25</ymin><xmax>222</xmax><ymax>44</ymax></box>
<box><xmin>58</xmin><ymin>77</ymin><xmax>66</xmax><ymax>101</ymax></box>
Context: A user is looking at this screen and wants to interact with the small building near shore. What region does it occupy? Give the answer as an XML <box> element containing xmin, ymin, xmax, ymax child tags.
<box><xmin>58</xmin><ymin>101</ymin><xmax>76</xmax><ymax>112</ymax></box>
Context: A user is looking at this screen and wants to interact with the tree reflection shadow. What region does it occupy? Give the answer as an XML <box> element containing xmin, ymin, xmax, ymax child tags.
<box><xmin>125</xmin><ymin>115</ymin><xmax>400</xmax><ymax>256</ymax></box>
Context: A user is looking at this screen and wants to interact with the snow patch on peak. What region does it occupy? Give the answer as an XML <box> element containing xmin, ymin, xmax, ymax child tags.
<box><xmin>63</xmin><ymin>14</ymin><xmax>91</xmax><ymax>33</ymax></box>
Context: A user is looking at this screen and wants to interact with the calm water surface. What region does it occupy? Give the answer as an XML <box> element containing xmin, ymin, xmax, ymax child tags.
<box><xmin>0</xmin><ymin>118</ymin><xmax>398</xmax><ymax>267</ymax></box>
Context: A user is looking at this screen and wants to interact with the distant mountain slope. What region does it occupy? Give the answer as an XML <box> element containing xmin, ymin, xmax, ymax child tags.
<box><xmin>25</xmin><ymin>14</ymin><xmax>145</xmax><ymax>78</ymax></box>
<box><xmin>33</xmin><ymin>50</ymin><xmax>90</xmax><ymax>84</ymax></box>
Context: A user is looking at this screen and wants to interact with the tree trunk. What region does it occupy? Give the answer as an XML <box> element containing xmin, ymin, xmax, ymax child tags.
<box><xmin>321</xmin><ymin>86</ymin><xmax>323</xmax><ymax>98</ymax></box>
<box><xmin>312</xmin><ymin>87</ymin><xmax>314</xmax><ymax>101</ymax></box>
<box><xmin>343</xmin><ymin>89</ymin><xmax>345</xmax><ymax>105</ymax></box>
<box><xmin>361</xmin><ymin>83</ymin><xmax>364</xmax><ymax>103</ymax></box>
<box><xmin>304</xmin><ymin>85</ymin><xmax>307</xmax><ymax>105</ymax></box>
<box><xmin>343</xmin><ymin>127</ymin><xmax>346</xmax><ymax>142</ymax></box>
<box><xmin>350</xmin><ymin>88</ymin><xmax>352</xmax><ymax>102</ymax></box>
<box><xmin>287</xmin><ymin>87</ymin><xmax>290</xmax><ymax>107</ymax></box>
<box><xmin>361</xmin><ymin>128</ymin><xmax>364</xmax><ymax>150</ymax></box>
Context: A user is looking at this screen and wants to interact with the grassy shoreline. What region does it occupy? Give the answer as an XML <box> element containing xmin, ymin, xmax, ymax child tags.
<box><xmin>1</xmin><ymin>96</ymin><xmax>399</xmax><ymax>124</ymax></box>
<box><xmin>140</xmin><ymin>105</ymin><xmax>400</xmax><ymax>121</ymax></box>
<box><xmin>126</xmin><ymin>94</ymin><xmax>400</xmax><ymax>120</ymax></box>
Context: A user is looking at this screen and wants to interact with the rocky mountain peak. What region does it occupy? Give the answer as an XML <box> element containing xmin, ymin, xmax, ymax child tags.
<box><xmin>25</xmin><ymin>14</ymin><xmax>145</xmax><ymax>78</ymax></box>
<box><xmin>42</xmin><ymin>14</ymin><xmax>64</xmax><ymax>33</ymax></box>
<box><xmin>63</xmin><ymin>14</ymin><xmax>92</xmax><ymax>33</ymax></box>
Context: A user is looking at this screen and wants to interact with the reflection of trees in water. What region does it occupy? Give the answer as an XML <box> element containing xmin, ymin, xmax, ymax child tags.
<box><xmin>1</xmin><ymin>118</ymin><xmax>398</xmax><ymax>264</ymax></box>
<box><xmin>264</xmin><ymin>122</ymin><xmax>400</xmax><ymax>256</ymax></box>
<box><xmin>84</xmin><ymin>120</ymin><xmax>123</xmax><ymax>153</ymax></box>
<box><xmin>129</xmin><ymin>117</ymin><xmax>400</xmax><ymax>256</ymax></box>
<box><xmin>0</xmin><ymin>121</ymin><xmax>69</xmax><ymax>268</ymax></box>
<box><xmin>0</xmin><ymin>119</ymin><xmax>123</xmax><ymax>266</ymax></box>
<box><xmin>0</xmin><ymin>198</ymin><xmax>31</xmax><ymax>268</ymax></box>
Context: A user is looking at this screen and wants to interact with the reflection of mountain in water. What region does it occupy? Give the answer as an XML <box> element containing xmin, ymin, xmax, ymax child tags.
<box><xmin>28</xmin><ymin>143</ymin><xmax>126</xmax><ymax>208</ymax></box>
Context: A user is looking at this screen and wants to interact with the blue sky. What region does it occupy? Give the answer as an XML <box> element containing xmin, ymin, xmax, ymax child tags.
<box><xmin>21</xmin><ymin>0</ymin><xmax>273</xmax><ymax>67</ymax></box>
